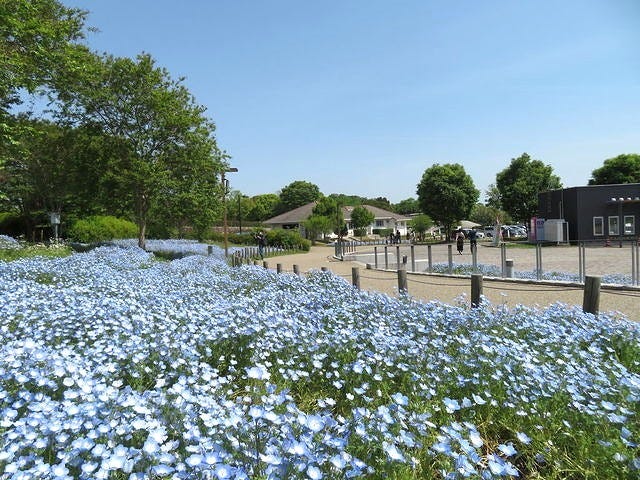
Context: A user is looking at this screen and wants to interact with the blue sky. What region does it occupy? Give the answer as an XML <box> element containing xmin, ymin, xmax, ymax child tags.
<box><xmin>62</xmin><ymin>0</ymin><xmax>639</xmax><ymax>203</ymax></box>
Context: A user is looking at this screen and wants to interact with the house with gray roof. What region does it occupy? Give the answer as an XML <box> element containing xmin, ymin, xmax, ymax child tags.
<box><xmin>263</xmin><ymin>202</ymin><xmax>411</xmax><ymax>239</ymax></box>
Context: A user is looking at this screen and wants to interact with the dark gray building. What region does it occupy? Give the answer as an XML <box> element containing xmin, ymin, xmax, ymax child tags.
<box><xmin>537</xmin><ymin>184</ymin><xmax>640</xmax><ymax>242</ymax></box>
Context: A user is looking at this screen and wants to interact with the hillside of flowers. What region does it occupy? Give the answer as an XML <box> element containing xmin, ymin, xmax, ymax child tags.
<box><xmin>1</xmin><ymin>241</ymin><xmax>640</xmax><ymax>479</ymax></box>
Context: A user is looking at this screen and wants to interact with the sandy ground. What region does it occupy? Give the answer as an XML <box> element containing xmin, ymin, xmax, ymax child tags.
<box><xmin>257</xmin><ymin>243</ymin><xmax>640</xmax><ymax>322</ymax></box>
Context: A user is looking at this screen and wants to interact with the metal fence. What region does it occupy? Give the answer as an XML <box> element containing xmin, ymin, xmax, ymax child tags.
<box><xmin>343</xmin><ymin>240</ymin><xmax>640</xmax><ymax>286</ymax></box>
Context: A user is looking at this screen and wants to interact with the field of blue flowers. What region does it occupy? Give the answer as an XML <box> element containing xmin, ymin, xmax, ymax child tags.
<box><xmin>1</xmin><ymin>240</ymin><xmax>639</xmax><ymax>479</ymax></box>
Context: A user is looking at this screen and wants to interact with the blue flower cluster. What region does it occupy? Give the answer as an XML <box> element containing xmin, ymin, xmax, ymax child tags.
<box><xmin>1</xmin><ymin>241</ymin><xmax>639</xmax><ymax>479</ymax></box>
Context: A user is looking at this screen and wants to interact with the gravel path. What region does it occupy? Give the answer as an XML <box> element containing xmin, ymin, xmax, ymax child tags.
<box><xmin>263</xmin><ymin>243</ymin><xmax>640</xmax><ymax>322</ymax></box>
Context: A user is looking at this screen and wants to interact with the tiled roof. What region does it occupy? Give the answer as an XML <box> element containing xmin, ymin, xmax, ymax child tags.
<box><xmin>264</xmin><ymin>202</ymin><xmax>411</xmax><ymax>224</ymax></box>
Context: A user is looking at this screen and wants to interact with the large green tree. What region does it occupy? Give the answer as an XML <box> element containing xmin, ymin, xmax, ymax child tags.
<box><xmin>55</xmin><ymin>53</ymin><xmax>227</xmax><ymax>248</ymax></box>
<box><xmin>277</xmin><ymin>180</ymin><xmax>321</xmax><ymax>213</ymax></box>
<box><xmin>248</xmin><ymin>193</ymin><xmax>279</xmax><ymax>221</ymax></box>
<box><xmin>393</xmin><ymin>197</ymin><xmax>420</xmax><ymax>215</ymax></box>
<box><xmin>313</xmin><ymin>196</ymin><xmax>345</xmax><ymax>236</ymax></box>
<box><xmin>588</xmin><ymin>154</ymin><xmax>640</xmax><ymax>185</ymax></box>
<box><xmin>416</xmin><ymin>163</ymin><xmax>479</xmax><ymax>239</ymax></box>
<box><xmin>495</xmin><ymin>153</ymin><xmax>562</xmax><ymax>224</ymax></box>
<box><xmin>1</xmin><ymin>0</ymin><xmax>88</xmax><ymax>155</ymax></box>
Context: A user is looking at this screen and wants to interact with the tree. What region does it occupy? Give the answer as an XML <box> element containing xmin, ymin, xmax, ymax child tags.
<box><xmin>248</xmin><ymin>193</ymin><xmax>279</xmax><ymax>221</ymax></box>
<box><xmin>416</xmin><ymin>163</ymin><xmax>479</xmax><ymax>240</ymax></box>
<box><xmin>313</xmin><ymin>196</ymin><xmax>345</xmax><ymax>236</ymax></box>
<box><xmin>55</xmin><ymin>53</ymin><xmax>227</xmax><ymax>248</ymax></box>
<box><xmin>303</xmin><ymin>215</ymin><xmax>333</xmax><ymax>245</ymax></box>
<box><xmin>588</xmin><ymin>154</ymin><xmax>640</xmax><ymax>185</ymax></box>
<box><xmin>484</xmin><ymin>184</ymin><xmax>502</xmax><ymax>210</ymax></box>
<box><xmin>495</xmin><ymin>153</ymin><xmax>562</xmax><ymax>224</ymax></box>
<box><xmin>1</xmin><ymin>0</ymin><xmax>88</xmax><ymax>155</ymax></box>
<box><xmin>408</xmin><ymin>214</ymin><xmax>432</xmax><ymax>241</ymax></box>
<box><xmin>469</xmin><ymin>203</ymin><xmax>511</xmax><ymax>227</ymax></box>
<box><xmin>277</xmin><ymin>180</ymin><xmax>321</xmax><ymax>213</ymax></box>
<box><xmin>393</xmin><ymin>197</ymin><xmax>420</xmax><ymax>215</ymax></box>
<box><xmin>350</xmin><ymin>205</ymin><xmax>375</xmax><ymax>239</ymax></box>
<box><xmin>364</xmin><ymin>196</ymin><xmax>392</xmax><ymax>210</ymax></box>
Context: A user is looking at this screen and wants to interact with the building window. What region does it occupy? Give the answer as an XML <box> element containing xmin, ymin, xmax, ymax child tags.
<box><xmin>608</xmin><ymin>216</ymin><xmax>620</xmax><ymax>236</ymax></box>
<box><xmin>624</xmin><ymin>215</ymin><xmax>635</xmax><ymax>235</ymax></box>
<box><xmin>375</xmin><ymin>220</ymin><xmax>384</xmax><ymax>227</ymax></box>
<box><xmin>593</xmin><ymin>217</ymin><xmax>604</xmax><ymax>236</ymax></box>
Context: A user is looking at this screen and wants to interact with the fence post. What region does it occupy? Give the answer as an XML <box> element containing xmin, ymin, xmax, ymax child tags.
<box><xmin>321</xmin><ymin>266</ymin><xmax>329</xmax><ymax>272</ymax></box>
<box><xmin>263</xmin><ymin>261</ymin><xmax>269</xmax><ymax>269</ymax></box>
<box><xmin>500</xmin><ymin>243</ymin><xmax>507</xmax><ymax>277</ymax></box>
<box><xmin>396</xmin><ymin>245</ymin><xmax>401</xmax><ymax>269</ymax></box>
<box><xmin>536</xmin><ymin>243</ymin><xmax>543</xmax><ymax>281</ymax></box>
<box><xmin>505</xmin><ymin>259</ymin><xmax>514</xmax><ymax>278</ymax></box>
<box><xmin>635</xmin><ymin>242</ymin><xmax>640</xmax><ymax>286</ymax></box>
<box><xmin>583</xmin><ymin>275</ymin><xmax>601</xmax><ymax>315</ymax></box>
<box><xmin>471</xmin><ymin>274</ymin><xmax>483</xmax><ymax>308</ymax></box>
<box><xmin>471</xmin><ymin>246</ymin><xmax>478</xmax><ymax>272</ymax></box>
<box><xmin>374</xmin><ymin>246</ymin><xmax>378</xmax><ymax>269</ymax></box>
<box><xmin>427</xmin><ymin>244</ymin><xmax>433</xmax><ymax>273</ymax></box>
<box><xmin>293</xmin><ymin>264</ymin><xmax>300</xmax><ymax>276</ymax></box>
<box><xmin>207</xmin><ymin>245</ymin><xmax>213</xmax><ymax>256</ymax></box>
<box><xmin>384</xmin><ymin>246</ymin><xmax>389</xmax><ymax>270</ymax></box>
<box><xmin>397</xmin><ymin>269</ymin><xmax>408</xmax><ymax>295</ymax></box>
<box><xmin>276</xmin><ymin>263</ymin><xmax>282</xmax><ymax>274</ymax></box>
<box><xmin>410</xmin><ymin>245</ymin><xmax>416</xmax><ymax>272</ymax></box>
<box><xmin>352</xmin><ymin>267</ymin><xmax>360</xmax><ymax>290</ymax></box>
<box><xmin>447</xmin><ymin>244</ymin><xmax>453</xmax><ymax>274</ymax></box>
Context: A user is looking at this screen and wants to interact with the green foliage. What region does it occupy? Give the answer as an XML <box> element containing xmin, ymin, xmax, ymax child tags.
<box><xmin>313</xmin><ymin>196</ymin><xmax>345</xmax><ymax>236</ymax></box>
<box><xmin>303</xmin><ymin>215</ymin><xmax>333</xmax><ymax>244</ymax></box>
<box><xmin>495</xmin><ymin>153</ymin><xmax>562</xmax><ymax>224</ymax></box>
<box><xmin>247</xmin><ymin>193</ymin><xmax>279</xmax><ymax>221</ymax></box>
<box><xmin>588</xmin><ymin>153</ymin><xmax>640</xmax><ymax>185</ymax></box>
<box><xmin>372</xmin><ymin>228</ymin><xmax>393</xmax><ymax>237</ymax></box>
<box><xmin>393</xmin><ymin>197</ymin><xmax>420</xmax><ymax>215</ymax></box>
<box><xmin>0</xmin><ymin>243</ymin><xmax>72</xmax><ymax>261</ymax></box>
<box><xmin>408</xmin><ymin>214</ymin><xmax>432</xmax><ymax>240</ymax></box>
<box><xmin>417</xmin><ymin>163</ymin><xmax>479</xmax><ymax>237</ymax></box>
<box><xmin>264</xmin><ymin>229</ymin><xmax>311</xmax><ymax>251</ymax></box>
<box><xmin>470</xmin><ymin>203</ymin><xmax>511</xmax><ymax>226</ymax></box>
<box><xmin>277</xmin><ymin>180</ymin><xmax>321</xmax><ymax>213</ymax></box>
<box><xmin>67</xmin><ymin>215</ymin><xmax>137</xmax><ymax>243</ymax></box>
<box><xmin>56</xmin><ymin>52</ymin><xmax>226</xmax><ymax>249</ymax></box>
<box><xmin>0</xmin><ymin>0</ymin><xmax>87</xmax><ymax>112</ymax></box>
<box><xmin>349</xmin><ymin>205</ymin><xmax>375</xmax><ymax>239</ymax></box>
<box><xmin>0</xmin><ymin>211</ymin><xmax>22</xmax><ymax>237</ymax></box>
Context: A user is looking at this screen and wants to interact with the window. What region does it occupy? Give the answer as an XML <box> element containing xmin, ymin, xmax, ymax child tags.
<box><xmin>593</xmin><ymin>217</ymin><xmax>604</xmax><ymax>236</ymax></box>
<box><xmin>624</xmin><ymin>215</ymin><xmax>635</xmax><ymax>235</ymax></box>
<box><xmin>375</xmin><ymin>220</ymin><xmax>384</xmax><ymax>227</ymax></box>
<box><xmin>608</xmin><ymin>216</ymin><xmax>619</xmax><ymax>236</ymax></box>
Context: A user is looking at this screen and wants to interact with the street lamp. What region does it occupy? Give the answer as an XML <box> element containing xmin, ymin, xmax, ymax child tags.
<box><xmin>222</xmin><ymin>167</ymin><xmax>238</xmax><ymax>257</ymax></box>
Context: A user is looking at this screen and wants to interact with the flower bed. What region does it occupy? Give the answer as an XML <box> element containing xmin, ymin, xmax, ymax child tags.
<box><xmin>1</xmin><ymin>242</ymin><xmax>639</xmax><ymax>479</ymax></box>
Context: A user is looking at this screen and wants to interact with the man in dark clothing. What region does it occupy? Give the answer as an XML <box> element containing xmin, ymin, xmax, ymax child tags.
<box><xmin>468</xmin><ymin>228</ymin><xmax>478</xmax><ymax>253</ymax></box>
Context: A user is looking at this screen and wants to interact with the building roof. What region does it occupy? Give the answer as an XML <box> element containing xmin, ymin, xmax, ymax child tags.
<box><xmin>263</xmin><ymin>202</ymin><xmax>411</xmax><ymax>225</ymax></box>
<box><xmin>262</xmin><ymin>202</ymin><xmax>318</xmax><ymax>225</ymax></box>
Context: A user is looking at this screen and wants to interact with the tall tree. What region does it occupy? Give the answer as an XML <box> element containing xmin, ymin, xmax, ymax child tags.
<box><xmin>55</xmin><ymin>53</ymin><xmax>227</xmax><ymax>248</ymax></box>
<box><xmin>313</xmin><ymin>196</ymin><xmax>345</xmax><ymax>236</ymax></box>
<box><xmin>588</xmin><ymin>154</ymin><xmax>640</xmax><ymax>185</ymax></box>
<box><xmin>416</xmin><ymin>163</ymin><xmax>479</xmax><ymax>239</ymax></box>
<box><xmin>393</xmin><ymin>197</ymin><xmax>420</xmax><ymax>215</ymax></box>
<box><xmin>350</xmin><ymin>205</ymin><xmax>375</xmax><ymax>239</ymax></box>
<box><xmin>408</xmin><ymin>214</ymin><xmax>432</xmax><ymax>241</ymax></box>
<box><xmin>248</xmin><ymin>193</ymin><xmax>279</xmax><ymax>221</ymax></box>
<box><xmin>277</xmin><ymin>180</ymin><xmax>321</xmax><ymax>213</ymax></box>
<box><xmin>1</xmin><ymin>0</ymin><xmax>88</xmax><ymax>155</ymax></box>
<box><xmin>495</xmin><ymin>153</ymin><xmax>562</xmax><ymax>224</ymax></box>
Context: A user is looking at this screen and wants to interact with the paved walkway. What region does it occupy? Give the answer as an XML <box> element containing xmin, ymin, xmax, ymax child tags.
<box><xmin>261</xmin><ymin>243</ymin><xmax>640</xmax><ymax>322</ymax></box>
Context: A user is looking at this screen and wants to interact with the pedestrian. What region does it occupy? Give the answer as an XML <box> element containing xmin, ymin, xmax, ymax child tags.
<box><xmin>455</xmin><ymin>228</ymin><xmax>465</xmax><ymax>254</ymax></box>
<box><xmin>468</xmin><ymin>228</ymin><xmax>478</xmax><ymax>253</ymax></box>
<box><xmin>255</xmin><ymin>231</ymin><xmax>266</xmax><ymax>259</ymax></box>
<box><xmin>395</xmin><ymin>229</ymin><xmax>401</xmax><ymax>244</ymax></box>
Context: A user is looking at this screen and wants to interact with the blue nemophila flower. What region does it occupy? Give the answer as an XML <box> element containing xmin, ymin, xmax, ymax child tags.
<box><xmin>1</xmin><ymin>242</ymin><xmax>639</xmax><ymax>479</ymax></box>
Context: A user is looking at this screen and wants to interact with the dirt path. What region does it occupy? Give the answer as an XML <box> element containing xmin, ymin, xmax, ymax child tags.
<box><xmin>260</xmin><ymin>244</ymin><xmax>640</xmax><ymax>322</ymax></box>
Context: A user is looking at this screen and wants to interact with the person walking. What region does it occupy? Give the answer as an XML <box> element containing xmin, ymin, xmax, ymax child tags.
<box><xmin>255</xmin><ymin>231</ymin><xmax>266</xmax><ymax>259</ymax></box>
<box><xmin>455</xmin><ymin>228</ymin><xmax>465</xmax><ymax>254</ymax></box>
<box><xmin>468</xmin><ymin>228</ymin><xmax>478</xmax><ymax>253</ymax></box>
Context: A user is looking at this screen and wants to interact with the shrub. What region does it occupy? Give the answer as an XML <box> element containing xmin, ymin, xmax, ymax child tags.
<box><xmin>68</xmin><ymin>216</ymin><xmax>138</xmax><ymax>243</ymax></box>
<box><xmin>265</xmin><ymin>229</ymin><xmax>311</xmax><ymax>251</ymax></box>
<box><xmin>0</xmin><ymin>212</ymin><xmax>23</xmax><ymax>237</ymax></box>
<box><xmin>373</xmin><ymin>228</ymin><xmax>393</xmax><ymax>237</ymax></box>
